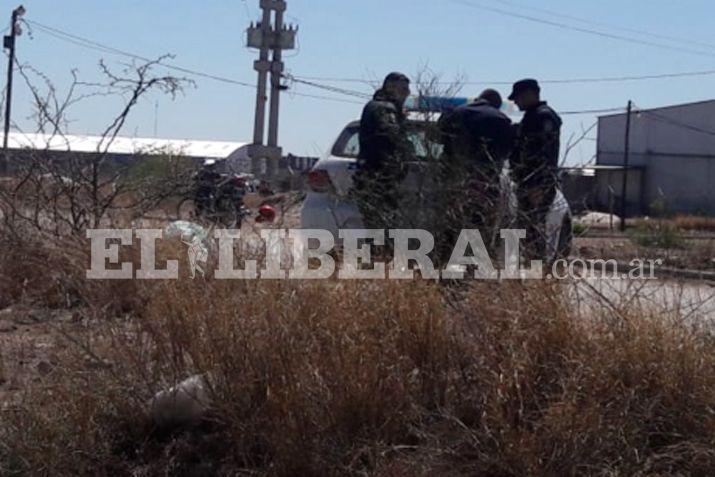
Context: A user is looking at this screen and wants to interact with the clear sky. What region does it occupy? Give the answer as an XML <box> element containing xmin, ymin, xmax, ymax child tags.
<box><xmin>6</xmin><ymin>0</ymin><xmax>715</xmax><ymax>165</ymax></box>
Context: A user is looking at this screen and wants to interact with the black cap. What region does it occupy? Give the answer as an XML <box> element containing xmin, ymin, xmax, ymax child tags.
<box><xmin>384</xmin><ymin>72</ymin><xmax>410</xmax><ymax>86</ymax></box>
<box><xmin>508</xmin><ymin>78</ymin><xmax>540</xmax><ymax>101</ymax></box>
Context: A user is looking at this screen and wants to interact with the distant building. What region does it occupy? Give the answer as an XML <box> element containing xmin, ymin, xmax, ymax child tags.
<box><xmin>596</xmin><ymin>100</ymin><xmax>715</xmax><ymax>216</ymax></box>
<box><xmin>6</xmin><ymin>132</ymin><xmax>253</xmax><ymax>172</ymax></box>
<box><xmin>560</xmin><ymin>167</ymin><xmax>596</xmax><ymax>214</ymax></box>
<box><xmin>5</xmin><ymin>133</ymin><xmax>319</xmax><ymax>181</ymax></box>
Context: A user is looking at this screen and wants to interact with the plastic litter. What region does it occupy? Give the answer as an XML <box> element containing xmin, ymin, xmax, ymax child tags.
<box><xmin>150</xmin><ymin>374</ymin><xmax>211</xmax><ymax>429</ymax></box>
<box><xmin>165</xmin><ymin>220</ymin><xmax>209</xmax><ymax>242</ymax></box>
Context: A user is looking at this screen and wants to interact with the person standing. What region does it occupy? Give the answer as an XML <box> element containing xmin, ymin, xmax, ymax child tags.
<box><xmin>437</xmin><ymin>89</ymin><xmax>514</xmax><ymax>260</ymax></box>
<box><xmin>196</xmin><ymin>159</ymin><xmax>222</xmax><ymax>214</ymax></box>
<box><xmin>352</xmin><ymin>72</ymin><xmax>413</xmax><ymax>231</ymax></box>
<box><xmin>508</xmin><ymin>79</ymin><xmax>562</xmax><ymax>259</ymax></box>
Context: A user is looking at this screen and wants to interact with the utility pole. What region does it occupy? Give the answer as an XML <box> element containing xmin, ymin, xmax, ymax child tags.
<box><xmin>1</xmin><ymin>5</ymin><xmax>25</xmax><ymax>175</ymax></box>
<box><xmin>246</xmin><ymin>0</ymin><xmax>296</xmax><ymax>182</ymax></box>
<box><xmin>619</xmin><ymin>100</ymin><xmax>633</xmax><ymax>232</ymax></box>
<box><xmin>267</xmin><ymin>4</ymin><xmax>285</xmax><ymax>149</ymax></box>
<box><xmin>250</xmin><ymin>5</ymin><xmax>272</xmax><ymax>152</ymax></box>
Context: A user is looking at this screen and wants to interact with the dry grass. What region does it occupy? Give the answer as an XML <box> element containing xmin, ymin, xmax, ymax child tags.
<box><xmin>631</xmin><ymin>215</ymin><xmax>715</xmax><ymax>234</ymax></box>
<box><xmin>1</xmin><ymin>233</ymin><xmax>715</xmax><ymax>476</ymax></box>
<box><xmin>576</xmin><ymin>235</ymin><xmax>715</xmax><ymax>272</ymax></box>
<box><xmin>0</xmin><ymin>352</ymin><xmax>5</xmax><ymax>387</ymax></box>
<box><xmin>673</xmin><ymin>215</ymin><xmax>715</xmax><ymax>233</ymax></box>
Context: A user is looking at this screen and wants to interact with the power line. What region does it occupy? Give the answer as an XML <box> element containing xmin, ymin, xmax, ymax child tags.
<box><xmin>26</xmin><ymin>24</ymin><xmax>120</xmax><ymax>56</ymax></box>
<box><xmin>28</xmin><ymin>21</ymin><xmax>151</xmax><ymax>60</ymax></box>
<box><xmin>36</xmin><ymin>14</ymin><xmax>715</xmax><ymax>90</ymax></box>
<box><xmin>488</xmin><ymin>0</ymin><xmax>715</xmax><ymax>52</ymax></box>
<box><xmin>537</xmin><ymin>70</ymin><xmax>715</xmax><ymax>85</ymax></box>
<box><xmin>635</xmin><ymin>107</ymin><xmax>715</xmax><ymax>138</ymax></box>
<box><xmin>17</xmin><ymin>20</ymin><xmax>637</xmax><ymax>115</ymax></box>
<box><xmin>293</xmin><ymin>68</ymin><xmax>715</xmax><ymax>87</ymax></box>
<box><xmin>444</xmin><ymin>0</ymin><xmax>715</xmax><ymax>59</ymax></box>
<box><xmin>284</xmin><ymin>75</ymin><xmax>625</xmax><ymax>114</ymax></box>
<box><xmin>23</xmin><ymin>17</ymin><xmax>715</xmax><ymax>112</ymax></box>
<box><xmin>287</xmin><ymin>91</ymin><xmax>363</xmax><ymax>105</ymax></box>
<box><xmin>26</xmin><ymin>20</ymin><xmax>258</xmax><ymax>88</ymax></box>
<box><xmin>241</xmin><ymin>0</ymin><xmax>254</xmax><ymax>22</ymax></box>
<box><xmin>23</xmin><ymin>19</ymin><xmax>366</xmax><ymax>106</ymax></box>
<box><xmin>559</xmin><ymin>107</ymin><xmax>625</xmax><ymax>116</ymax></box>
<box><xmin>283</xmin><ymin>74</ymin><xmax>372</xmax><ymax>99</ymax></box>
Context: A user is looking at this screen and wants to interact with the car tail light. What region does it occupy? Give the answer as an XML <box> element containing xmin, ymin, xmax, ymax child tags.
<box><xmin>308</xmin><ymin>169</ymin><xmax>334</xmax><ymax>193</ymax></box>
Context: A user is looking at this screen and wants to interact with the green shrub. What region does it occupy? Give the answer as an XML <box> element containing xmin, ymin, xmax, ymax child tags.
<box><xmin>572</xmin><ymin>222</ymin><xmax>587</xmax><ymax>236</ymax></box>
<box><xmin>122</xmin><ymin>154</ymin><xmax>196</xmax><ymax>189</ymax></box>
<box><xmin>629</xmin><ymin>220</ymin><xmax>685</xmax><ymax>249</ymax></box>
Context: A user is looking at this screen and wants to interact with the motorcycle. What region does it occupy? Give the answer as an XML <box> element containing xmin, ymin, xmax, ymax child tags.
<box><xmin>177</xmin><ymin>173</ymin><xmax>251</xmax><ymax>228</ymax></box>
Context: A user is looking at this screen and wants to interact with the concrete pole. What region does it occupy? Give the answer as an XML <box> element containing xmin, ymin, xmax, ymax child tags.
<box><xmin>252</xmin><ymin>4</ymin><xmax>272</xmax><ymax>147</ymax></box>
<box><xmin>267</xmin><ymin>4</ymin><xmax>285</xmax><ymax>148</ymax></box>
<box><xmin>264</xmin><ymin>3</ymin><xmax>285</xmax><ymax>183</ymax></box>
<box><xmin>250</xmin><ymin>5</ymin><xmax>272</xmax><ymax>176</ymax></box>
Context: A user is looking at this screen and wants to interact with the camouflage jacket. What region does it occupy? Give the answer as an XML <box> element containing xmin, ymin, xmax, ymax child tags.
<box><xmin>357</xmin><ymin>89</ymin><xmax>411</xmax><ymax>178</ymax></box>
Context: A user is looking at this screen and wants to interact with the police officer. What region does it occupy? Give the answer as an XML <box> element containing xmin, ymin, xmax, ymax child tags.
<box><xmin>439</xmin><ymin>88</ymin><xmax>514</xmax><ymax>201</ymax></box>
<box><xmin>438</xmin><ymin>89</ymin><xmax>514</xmax><ymax>259</ymax></box>
<box><xmin>352</xmin><ymin>72</ymin><xmax>412</xmax><ymax>230</ymax></box>
<box><xmin>509</xmin><ymin>79</ymin><xmax>562</xmax><ymax>259</ymax></box>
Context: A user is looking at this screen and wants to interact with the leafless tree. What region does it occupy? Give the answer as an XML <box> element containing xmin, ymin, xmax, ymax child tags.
<box><xmin>0</xmin><ymin>56</ymin><xmax>196</xmax><ymax>238</ymax></box>
<box><xmin>561</xmin><ymin>121</ymin><xmax>597</xmax><ymax>167</ymax></box>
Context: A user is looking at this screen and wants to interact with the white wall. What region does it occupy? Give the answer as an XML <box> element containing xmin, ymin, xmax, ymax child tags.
<box><xmin>597</xmin><ymin>101</ymin><xmax>715</xmax><ymax>215</ymax></box>
<box><xmin>599</xmin><ymin>101</ymin><xmax>715</xmax><ymax>160</ymax></box>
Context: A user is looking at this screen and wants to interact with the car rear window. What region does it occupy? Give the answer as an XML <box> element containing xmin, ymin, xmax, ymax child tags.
<box><xmin>331</xmin><ymin>125</ymin><xmax>443</xmax><ymax>160</ymax></box>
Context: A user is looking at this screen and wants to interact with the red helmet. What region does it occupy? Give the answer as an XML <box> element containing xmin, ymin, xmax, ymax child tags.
<box><xmin>256</xmin><ymin>205</ymin><xmax>277</xmax><ymax>223</ymax></box>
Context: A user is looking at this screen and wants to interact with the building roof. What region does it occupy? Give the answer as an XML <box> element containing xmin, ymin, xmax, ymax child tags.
<box><xmin>589</xmin><ymin>165</ymin><xmax>645</xmax><ymax>170</ymax></box>
<box><xmin>598</xmin><ymin>99</ymin><xmax>715</xmax><ymax>119</ymax></box>
<box><xmin>7</xmin><ymin>132</ymin><xmax>249</xmax><ymax>159</ymax></box>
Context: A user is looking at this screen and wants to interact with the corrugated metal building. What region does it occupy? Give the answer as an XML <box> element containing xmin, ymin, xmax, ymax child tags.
<box><xmin>6</xmin><ymin>132</ymin><xmax>253</xmax><ymax>172</ymax></box>
<box><xmin>596</xmin><ymin>100</ymin><xmax>715</xmax><ymax>216</ymax></box>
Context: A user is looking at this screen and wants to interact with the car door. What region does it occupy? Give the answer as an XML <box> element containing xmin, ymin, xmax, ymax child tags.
<box><xmin>316</xmin><ymin>121</ymin><xmax>443</xmax><ymax>232</ymax></box>
<box><xmin>395</xmin><ymin>122</ymin><xmax>444</xmax><ymax>231</ymax></box>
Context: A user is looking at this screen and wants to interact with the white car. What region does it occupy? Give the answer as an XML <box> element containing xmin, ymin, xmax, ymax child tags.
<box><xmin>301</xmin><ymin>118</ymin><xmax>573</xmax><ymax>263</ymax></box>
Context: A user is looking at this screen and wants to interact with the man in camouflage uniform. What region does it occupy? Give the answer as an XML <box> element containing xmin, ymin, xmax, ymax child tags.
<box><xmin>352</xmin><ymin>72</ymin><xmax>412</xmax><ymax>231</ymax></box>
<box><xmin>509</xmin><ymin>79</ymin><xmax>562</xmax><ymax>259</ymax></box>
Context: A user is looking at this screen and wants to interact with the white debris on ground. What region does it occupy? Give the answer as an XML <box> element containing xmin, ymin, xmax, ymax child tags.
<box><xmin>165</xmin><ymin>221</ymin><xmax>209</xmax><ymax>241</ymax></box>
<box><xmin>149</xmin><ymin>374</ymin><xmax>212</xmax><ymax>429</ymax></box>
<box><xmin>575</xmin><ymin>211</ymin><xmax>621</xmax><ymax>229</ymax></box>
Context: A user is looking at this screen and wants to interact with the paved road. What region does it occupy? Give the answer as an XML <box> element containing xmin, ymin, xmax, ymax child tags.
<box><xmin>566</xmin><ymin>277</ymin><xmax>715</xmax><ymax>322</ymax></box>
